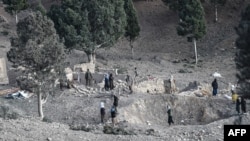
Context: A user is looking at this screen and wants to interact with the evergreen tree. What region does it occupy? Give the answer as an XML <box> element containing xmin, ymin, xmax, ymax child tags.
<box><xmin>48</xmin><ymin>0</ymin><xmax>127</xmax><ymax>63</ymax></box>
<box><xmin>210</xmin><ymin>0</ymin><xmax>227</xmax><ymax>22</ymax></box>
<box><xmin>162</xmin><ymin>0</ymin><xmax>181</xmax><ymax>12</ymax></box>
<box><xmin>2</xmin><ymin>0</ymin><xmax>29</xmax><ymax>23</ymax></box>
<box><xmin>124</xmin><ymin>0</ymin><xmax>140</xmax><ymax>59</ymax></box>
<box><xmin>7</xmin><ymin>12</ymin><xmax>66</xmax><ymax>119</ymax></box>
<box><xmin>177</xmin><ymin>0</ymin><xmax>206</xmax><ymax>65</ymax></box>
<box><xmin>235</xmin><ymin>5</ymin><xmax>250</xmax><ymax>98</ymax></box>
<box><xmin>34</xmin><ymin>1</ymin><xmax>47</xmax><ymax>16</ymax></box>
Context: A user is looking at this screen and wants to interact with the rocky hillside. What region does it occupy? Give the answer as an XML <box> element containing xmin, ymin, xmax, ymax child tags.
<box><xmin>1</xmin><ymin>0</ymin><xmax>250</xmax><ymax>141</ymax></box>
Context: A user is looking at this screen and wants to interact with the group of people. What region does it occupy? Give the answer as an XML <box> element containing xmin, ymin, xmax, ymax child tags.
<box><xmin>236</xmin><ymin>96</ymin><xmax>247</xmax><ymax>114</ymax></box>
<box><xmin>85</xmin><ymin>68</ymin><xmax>115</xmax><ymax>91</ymax></box>
<box><xmin>212</xmin><ymin>78</ymin><xmax>247</xmax><ymax>114</ymax></box>
<box><xmin>100</xmin><ymin>94</ymin><xmax>119</xmax><ymax>126</ymax></box>
<box><xmin>104</xmin><ymin>73</ymin><xmax>115</xmax><ymax>91</ymax></box>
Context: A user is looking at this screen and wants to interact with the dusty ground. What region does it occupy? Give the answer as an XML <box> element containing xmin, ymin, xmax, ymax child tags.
<box><xmin>1</xmin><ymin>0</ymin><xmax>250</xmax><ymax>141</ymax></box>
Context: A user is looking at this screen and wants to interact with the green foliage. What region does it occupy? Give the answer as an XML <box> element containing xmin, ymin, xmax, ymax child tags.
<box><xmin>124</xmin><ymin>0</ymin><xmax>140</xmax><ymax>41</ymax></box>
<box><xmin>2</xmin><ymin>0</ymin><xmax>28</xmax><ymax>14</ymax></box>
<box><xmin>177</xmin><ymin>0</ymin><xmax>206</xmax><ymax>40</ymax></box>
<box><xmin>35</xmin><ymin>3</ymin><xmax>47</xmax><ymax>16</ymax></box>
<box><xmin>7</xmin><ymin>11</ymin><xmax>66</xmax><ymax>93</ymax></box>
<box><xmin>210</xmin><ymin>0</ymin><xmax>227</xmax><ymax>6</ymax></box>
<box><xmin>0</xmin><ymin>30</ymin><xmax>9</xmax><ymax>36</ymax></box>
<box><xmin>48</xmin><ymin>0</ymin><xmax>127</xmax><ymax>55</ymax></box>
<box><xmin>235</xmin><ymin>5</ymin><xmax>250</xmax><ymax>98</ymax></box>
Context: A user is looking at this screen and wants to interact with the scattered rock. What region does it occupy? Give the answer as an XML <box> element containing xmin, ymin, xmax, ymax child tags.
<box><xmin>0</xmin><ymin>16</ymin><xmax>7</xmax><ymax>23</ymax></box>
<box><xmin>103</xmin><ymin>125</ymin><xmax>136</xmax><ymax>135</ymax></box>
<box><xmin>178</xmin><ymin>68</ymin><xmax>192</xmax><ymax>73</ymax></box>
<box><xmin>172</xmin><ymin>59</ymin><xmax>181</xmax><ymax>63</ymax></box>
<box><xmin>145</xmin><ymin>128</ymin><xmax>155</xmax><ymax>135</ymax></box>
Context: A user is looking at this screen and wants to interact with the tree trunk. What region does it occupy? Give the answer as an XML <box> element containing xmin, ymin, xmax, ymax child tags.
<box><xmin>130</xmin><ymin>40</ymin><xmax>134</xmax><ymax>59</ymax></box>
<box><xmin>87</xmin><ymin>53</ymin><xmax>93</xmax><ymax>63</ymax></box>
<box><xmin>92</xmin><ymin>52</ymin><xmax>96</xmax><ymax>64</ymax></box>
<box><xmin>214</xmin><ymin>4</ymin><xmax>218</xmax><ymax>22</ymax></box>
<box><xmin>193</xmin><ymin>38</ymin><xmax>198</xmax><ymax>65</ymax></box>
<box><xmin>38</xmin><ymin>87</ymin><xmax>44</xmax><ymax>119</ymax></box>
<box><xmin>15</xmin><ymin>11</ymin><xmax>18</xmax><ymax>24</ymax></box>
<box><xmin>87</xmin><ymin>52</ymin><xmax>96</xmax><ymax>64</ymax></box>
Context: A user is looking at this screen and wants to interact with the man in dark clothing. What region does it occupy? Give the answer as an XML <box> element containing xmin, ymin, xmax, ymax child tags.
<box><xmin>236</xmin><ymin>97</ymin><xmax>241</xmax><ymax>114</ymax></box>
<box><xmin>167</xmin><ymin>106</ymin><xmax>174</xmax><ymax>126</ymax></box>
<box><xmin>125</xmin><ymin>75</ymin><xmax>130</xmax><ymax>84</ymax></box>
<box><xmin>85</xmin><ymin>69</ymin><xmax>92</xmax><ymax>87</ymax></box>
<box><xmin>111</xmin><ymin>105</ymin><xmax>117</xmax><ymax>126</ymax></box>
<box><xmin>104</xmin><ymin>74</ymin><xmax>109</xmax><ymax>91</ymax></box>
<box><xmin>241</xmin><ymin>97</ymin><xmax>246</xmax><ymax>113</ymax></box>
<box><xmin>109</xmin><ymin>73</ymin><xmax>114</xmax><ymax>90</ymax></box>
<box><xmin>211</xmin><ymin>78</ymin><xmax>218</xmax><ymax>96</ymax></box>
<box><xmin>134</xmin><ymin>67</ymin><xmax>138</xmax><ymax>77</ymax></box>
<box><xmin>100</xmin><ymin>101</ymin><xmax>105</xmax><ymax>123</ymax></box>
<box><xmin>113</xmin><ymin>95</ymin><xmax>119</xmax><ymax>108</ymax></box>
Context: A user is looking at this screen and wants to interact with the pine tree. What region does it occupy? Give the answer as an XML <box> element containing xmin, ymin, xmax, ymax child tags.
<box><xmin>2</xmin><ymin>0</ymin><xmax>29</xmax><ymax>23</ymax></box>
<box><xmin>235</xmin><ymin>5</ymin><xmax>250</xmax><ymax>98</ymax></box>
<box><xmin>7</xmin><ymin>12</ymin><xmax>66</xmax><ymax>119</ymax></box>
<box><xmin>210</xmin><ymin>0</ymin><xmax>227</xmax><ymax>22</ymax></box>
<box><xmin>124</xmin><ymin>0</ymin><xmax>140</xmax><ymax>59</ymax></box>
<box><xmin>177</xmin><ymin>0</ymin><xmax>206</xmax><ymax>65</ymax></box>
<box><xmin>48</xmin><ymin>0</ymin><xmax>127</xmax><ymax>63</ymax></box>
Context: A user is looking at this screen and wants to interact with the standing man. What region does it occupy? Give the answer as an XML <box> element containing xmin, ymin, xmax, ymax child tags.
<box><xmin>134</xmin><ymin>67</ymin><xmax>138</xmax><ymax>85</ymax></box>
<box><xmin>241</xmin><ymin>97</ymin><xmax>247</xmax><ymax>113</ymax></box>
<box><xmin>167</xmin><ymin>105</ymin><xmax>174</xmax><ymax>126</ymax></box>
<box><xmin>111</xmin><ymin>105</ymin><xmax>117</xmax><ymax>127</ymax></box>
<box><xmin>100</xmin><ymin>101</ymin><xmax>105</xmax><ymax>124</ymax></box>
<box><xmin>104</xmin><ymin>73</ymin><xmax>110</xmax><ymax>91</ymax></box>
<box><xmin>211</xmin><ymin>78</ymin><xmax>218</xmax><ymax>96</ymax></box>
<box><xmin>113</xmin><ymin>94</ymin><xmax>119</xmax><ymax>110</ymax></box>
<box><xmin>126</xmin><ymin>74</ymin><xmax>133</xmax><ymax>94</ymax></box>
<box><xmin>134</xmin><ymin>67</ymin><xmax>138</xmax><ymax>77</ymax></box>
<box><xmin>236</xmin><ymin>97</ymin><xmax>241</xmax><ymax>114</ymax></box>
<box><xmin>85</xmin><ymin>69</ymin><xmax>92</xmax><ymax>87</ymax></box>
<box><xmin>109</xmin><ymin>73</ymin><xmax>114</xmax><ymax>90</ymax></box>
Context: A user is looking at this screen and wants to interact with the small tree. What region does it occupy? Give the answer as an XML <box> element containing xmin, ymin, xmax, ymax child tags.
<box><xmin>210</xmin><ymin>0</ymin><xmax>227</xmax><ymax>22</ymax></box>
<box><xmin>2</xmin><ymin>0</ymin><xmax>29</xmax><ymax>23</ymax></box>
<box><xmin>7</xmin><ymin>12</ymin><xmax>66</xmax><ymax>119</ymax></box>
<box><xmin>177</xmin><ymin>0</ymin><xmax>206</xmax><ymax>65</ymax></box>
<box><xmin>235</xmin><ymin>5</ymin><xmax>250</xmax><ymax>98</ymax></box>
<box><xmin>48</xmin><ymin>0</ymin><xmax>127</xmax><ymax>63</ymax></box>
<box><xmin>124</xmin><ymin>0</ymin><xmax>140</xmax><ymax>59</ymax></box>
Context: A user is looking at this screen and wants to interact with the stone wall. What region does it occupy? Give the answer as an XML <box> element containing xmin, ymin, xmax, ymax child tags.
<box><xmin>133</xmin><ymin>77</ymin><xmax>165</xmax><ymax>94</ymax></box>
<box><xmin>72</xmin><ymin>72</ymin><xmax>127</xmax><ymax>86</ymax></box>
<box><xmin>73</xmin><ymin>62</ymin><xmax>95</xmax><ymax>73</ymax></box>
<box><xmin>0</xmin><ymin>58</ymin><xmax>9</xmax><ymax>84</ymax></box>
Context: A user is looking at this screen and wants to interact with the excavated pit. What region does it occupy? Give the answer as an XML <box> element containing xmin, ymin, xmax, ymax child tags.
<box><xmin>120</xmin><ymin>94</ymin><xmax>235</xmax><ymax>126</ymax></box>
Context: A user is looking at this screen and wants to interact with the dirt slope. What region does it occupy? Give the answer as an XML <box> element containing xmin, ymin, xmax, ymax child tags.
<box><xmin>1</xmin><ymin>0</ymin><xmax>250</xmax><ymax>141</ymax></box>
